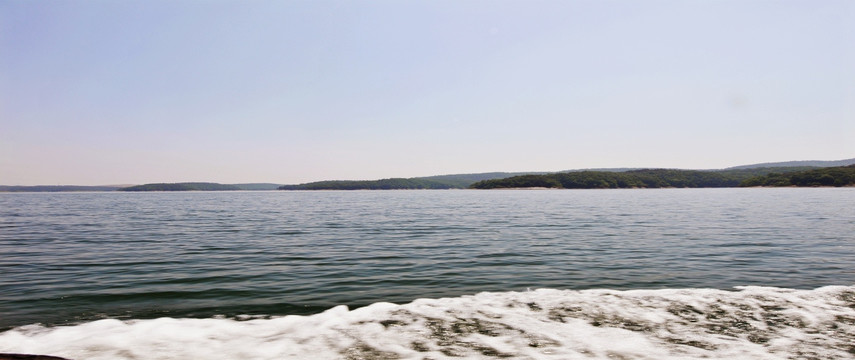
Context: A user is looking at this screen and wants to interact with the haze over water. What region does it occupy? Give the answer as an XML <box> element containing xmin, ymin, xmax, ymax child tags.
<box><xmin>1</xmin><ymin>189</ymin><xmax>854</xmax><ymax>359</ymax></box>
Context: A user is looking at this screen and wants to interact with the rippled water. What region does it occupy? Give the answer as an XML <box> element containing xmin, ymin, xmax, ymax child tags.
<box><xmin>1</xmin><ymin>188</ymin><xmax>854</xmax><ymax>359</ymax></box>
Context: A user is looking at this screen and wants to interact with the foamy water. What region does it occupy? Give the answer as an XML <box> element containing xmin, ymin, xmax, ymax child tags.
<box><xmin>2</xmin><ymin>286</ymin><xmax>853</xmax><ymax>359</ymax></box>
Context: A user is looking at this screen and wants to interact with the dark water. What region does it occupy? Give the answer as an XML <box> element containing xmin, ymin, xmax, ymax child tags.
<box><xmin>1</xmin><ymin>188</ymin><xmax>854</xmax><ymax>331</ymax></box>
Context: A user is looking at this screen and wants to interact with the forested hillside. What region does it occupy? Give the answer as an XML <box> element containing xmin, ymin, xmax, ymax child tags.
<box><xmin>278</xmin><ymin>178</ymin><xmax>460</xmax><ymax>190</ymax></box>
<box><xmin>468</xmin><ymin>167</ymin><xmax>847</xmax><ymax>189</ymax></box>
<box><xmin>277</xmin><ymin>172</ymin><xmax>543</xmax><ymax>190</ymax></box>
<box><xmin>119</xmin><ymin>183</ymin><xmax>240</xmax><ymax>191</ymax></box>
<box><xmin>471</xmin><ymin>169</ymin><xmax>741</xmax><ymax>189</ymax></box>
<box><xmin>740</xmin><ymin>165</ymin><xmax>855</xmax><ymax>187</ymax></box>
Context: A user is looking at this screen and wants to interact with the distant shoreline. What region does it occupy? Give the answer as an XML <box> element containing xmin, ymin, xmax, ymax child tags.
<box><xmin>3</xmin><ymin>158</ymin><xmax>854</xmax><ymax>191</ymax></box>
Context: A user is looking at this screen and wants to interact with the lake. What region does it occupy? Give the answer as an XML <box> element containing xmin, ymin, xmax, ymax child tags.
<box><xmin>1</xmin><ymin>188</ymin><xmax>854</xmax><ymax>359</ymax></box>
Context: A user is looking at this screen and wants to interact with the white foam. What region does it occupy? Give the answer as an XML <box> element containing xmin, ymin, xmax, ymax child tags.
<box><xmin>2</xmin><ymin>286</ymin><xmax>853</xmax><ymax>359</ymax></box>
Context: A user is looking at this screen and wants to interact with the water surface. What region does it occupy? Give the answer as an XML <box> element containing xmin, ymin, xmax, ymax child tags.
<box><xmin>1</xmin><ymin>189</ymin><xmax>854</xmax><ymax>359</ymax></box>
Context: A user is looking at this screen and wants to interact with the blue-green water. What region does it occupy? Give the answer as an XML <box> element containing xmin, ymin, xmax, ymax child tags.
<box><xmin>1</xmin><ymin>189</ymin><xmax>854</xmax><ymax>359</ymax></box>
<box><xmin>2</xmin><ymin>188</ymin><xmax>853</xmax><ymax>329</ymax></box>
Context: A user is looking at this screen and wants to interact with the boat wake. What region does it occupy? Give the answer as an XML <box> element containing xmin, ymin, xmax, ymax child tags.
<box><xmin>1</xmin><ymin>286</ymin><xmax>854</xmax><ymax>359</ymax></box>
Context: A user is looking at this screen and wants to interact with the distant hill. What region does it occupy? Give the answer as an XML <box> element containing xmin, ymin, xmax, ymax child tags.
<box><xmin>726</xmin><ymin>158</ymin><xmax>855</xmax><ymax>170</ymax></box>
<box><xmin>741</xmin><ymin>165</ymin><xmax>855</xmax><ymax>187</ymax></box>
<box><xmin>277</xmin><ymin>158</ymin><xmax>855</xmax><ymax>191</ymax></box>
<box><xmin>5</xmin><ymin>157</ymin><xmax>853</xmax><ymax>191</ymax></box>
<box><xmin>469</xmin><ymin>167</ymin><xmax>834</xmax><ymax>189</ymax></box>
<box><xmin>413</xmin><ymin>172</ymin><xmax>547</xmax><ymax>187</ymax></box>
<box><xmin>714</xmin><ymin>166</ymin><xmax>818</xmax><ymax>178</ymax></box>
<box><xmin>558</xmin><ymin>168</ymin><xmax>642</xmax><ymax>173</ymax></box>
<box><xmin>279</xmin><ymin>178</ymin><xmax>464</xmax><ymax>190</ymax></box>
<box><xmin>471</xmin><ymin>169</ymin><xmax>740</xmax><ymax>189</ymax></box>
<box><xmin>119</xmin><ymin>182</ymin><xmax>240</xmax><ymax>191</ymax></box>
<box><xmin>0</xmin><ymin>185</ymin><xmax>123</xmax><ymax>192</ymax></box>
<box><xmin>278</xmin><ymin>172</ymin><xmax>544</xmax><ymax>190</ymax></box>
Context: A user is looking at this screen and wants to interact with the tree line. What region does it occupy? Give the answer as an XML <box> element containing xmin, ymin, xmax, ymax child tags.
<box><xmin>119</xmin><ymin>183</ymin><xmax>241</xmax><ymax>191</ymax></box>
<box><xmin>739</xmin><ymin>165</ymin><xmax>855</xmax><ymax>187</ymax></box>
<box><xmin>470</xmin><ymin>166</ymin><xmax>855</xmax><ymax>189</ymax></box>
<box><xmin>278</xmin><ymin>178</ymin><xmax>461</xmax><ymax>190</ymax></box>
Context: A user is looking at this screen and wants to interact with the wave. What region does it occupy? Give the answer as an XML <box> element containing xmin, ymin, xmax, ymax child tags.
<box><xmin>1</xmin><ymin>286</ymin><xmax>854</xmax><ymax>359</ymax></box>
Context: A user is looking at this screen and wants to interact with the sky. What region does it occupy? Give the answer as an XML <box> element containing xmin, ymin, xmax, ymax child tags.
<box><xmin>1</xmin><ymin>0</ymin><xmax>853</xmax><ymax>185</ymax></box>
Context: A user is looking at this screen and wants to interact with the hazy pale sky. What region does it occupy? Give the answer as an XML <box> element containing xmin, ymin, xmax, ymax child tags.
<box><xmin>2</xmin><ymin>0</ymin><xmax>853</xmax><ymax>185</ymax></box>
